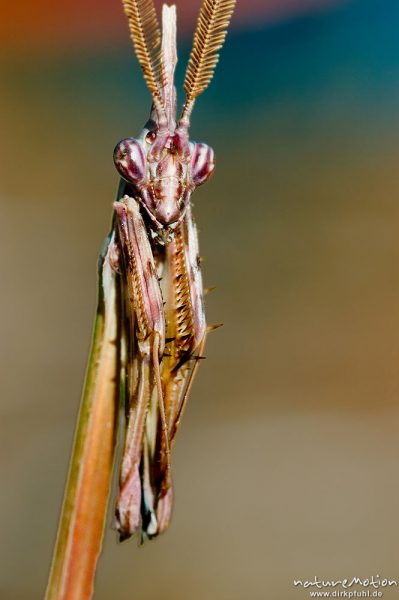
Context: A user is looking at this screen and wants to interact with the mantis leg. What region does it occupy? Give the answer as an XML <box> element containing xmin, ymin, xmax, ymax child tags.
<box><xmin>154</xmin><ymin>204</ymin><xmax>207</xmax><ymax>534</ymax></box>
<box><xmin>113</xmin><ymin>195</ymin><xmax>169</xmax><ymax>540</ymax></box>
<box><xmin>114</xmin><ymin>197</ymin><xmax>207</xmax><ymax>539</ymax></box>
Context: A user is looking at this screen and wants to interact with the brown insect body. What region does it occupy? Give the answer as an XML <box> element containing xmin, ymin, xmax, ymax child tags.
<box><xmin>112</xmin><ymin>0</ymin><xmax>235</xmax><ymax>541</ymax></box>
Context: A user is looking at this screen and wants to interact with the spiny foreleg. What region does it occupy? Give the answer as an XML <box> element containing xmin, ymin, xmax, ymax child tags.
<box><xmin>113</xmin><ymin>195</ymin><xmax>169</xmax><ymax>540</ymax></box>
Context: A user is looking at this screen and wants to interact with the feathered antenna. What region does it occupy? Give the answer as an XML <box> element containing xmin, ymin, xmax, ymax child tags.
<box><xmin>122</xmin><ymin>0</ymin><xmax>166</xmax><ymax>120</ymax></box>
<box><xmin>180</xmin><ymin>0</ymin><xmax>236</xmax><ymax>124</ymax></box>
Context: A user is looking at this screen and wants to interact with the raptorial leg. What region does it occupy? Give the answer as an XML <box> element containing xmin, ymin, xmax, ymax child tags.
<box><xmin>113</xmin><ymin>196</ymin><xmax>166</xmax><ymax>540</ymax></box>
<box><xmin>151</xmin><ymin>205</ymin><xmax>207</xmax><ymax>533</ymax></box>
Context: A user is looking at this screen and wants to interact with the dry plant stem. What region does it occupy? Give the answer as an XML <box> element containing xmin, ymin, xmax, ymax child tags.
<box><xmin>45</xmin><ymin>237</ymin><xmax>120</xmax><ymax>600</ymax></box>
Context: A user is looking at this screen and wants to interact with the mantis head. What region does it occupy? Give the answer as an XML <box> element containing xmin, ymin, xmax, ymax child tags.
<box><xmin>113</xmin><ymin>1</ymin><xmax>234</xmax><ymax>237</ymax></box>
<box><xmin>113</xmin><ymin>134</ymin><xmax>214</xmax><ymax>230</ymax></box>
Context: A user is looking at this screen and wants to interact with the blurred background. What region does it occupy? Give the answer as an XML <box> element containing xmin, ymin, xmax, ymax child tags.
<box><xmin>2</xmin><ymin>0</ymin><xmax>399</xmax><ymax>598</ymax></box>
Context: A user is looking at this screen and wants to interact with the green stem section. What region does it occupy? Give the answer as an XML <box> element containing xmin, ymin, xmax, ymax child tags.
<box><xmin>45</xmin><ymin>238</ymin><xmax>120</xmax><ymax>600</ymax></box>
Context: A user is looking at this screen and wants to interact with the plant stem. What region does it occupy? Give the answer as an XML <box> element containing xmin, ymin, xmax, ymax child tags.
<box><xmin>45</xmin><ymin>237</ymin><xmax>120</xmax><ymax>600</ymax></box>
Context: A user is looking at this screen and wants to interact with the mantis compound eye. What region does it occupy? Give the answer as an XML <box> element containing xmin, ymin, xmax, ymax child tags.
<box><xmin>191</xmin><ymin>143</ymin><xmax>215</xmax><ymax>187</ymax></box>
<box><xmin>113</xmin><ymin>138</ymin><xmax>146</xmax><ymax>185</ymax></box>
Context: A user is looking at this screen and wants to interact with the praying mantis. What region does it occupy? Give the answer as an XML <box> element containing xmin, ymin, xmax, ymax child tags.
<box><xmin>45</xmin><ymin>1</ymin><xmax>236</xmax><ymax>598</ymax></box>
